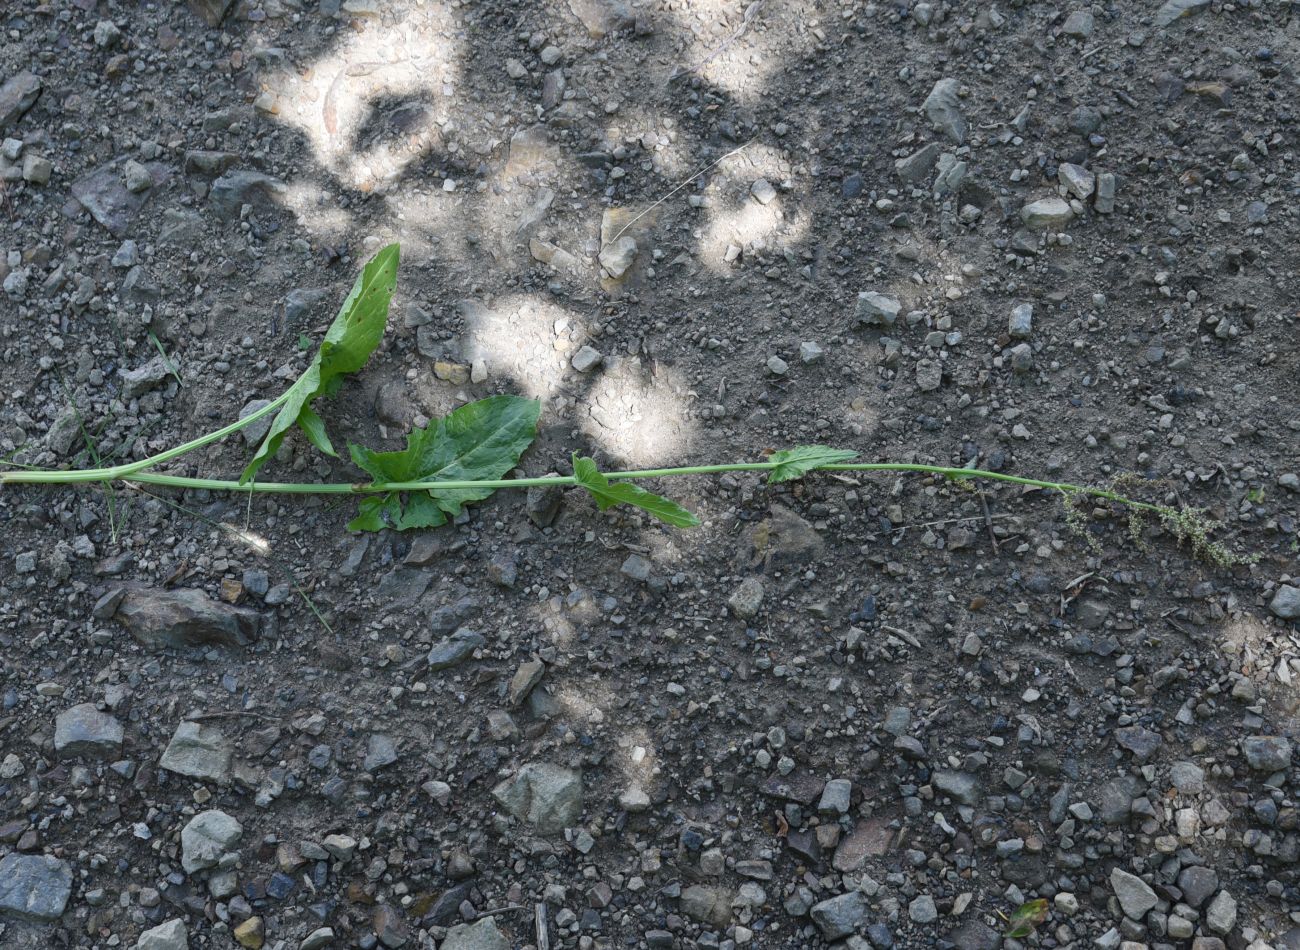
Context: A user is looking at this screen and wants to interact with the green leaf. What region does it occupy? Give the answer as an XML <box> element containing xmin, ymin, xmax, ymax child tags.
<box><xmin>347</xmin><ymin>395</ymin><xmax>541</xmax><ymax>532</ymax></box>
<box><xmin>240</xmin><ymin>244</ymin><xmax>400</xmax><ymax>483</ymax></box>
<box><xmin>1005</xmin><ymin>898</ymin><xmax>1049</xmax><ymax>939</ymax></box>
<box><xmin>571</xmin><ymin>454</ymin><xmax>700</xmax><ymax>528</ymax></box>
<box><xmin>766</xmin><ymin>445</ymin><xmax>858</xmax><ymax>484</ymax></box>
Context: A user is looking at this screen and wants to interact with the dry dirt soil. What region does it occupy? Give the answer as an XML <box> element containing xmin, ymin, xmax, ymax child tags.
<box><xmin>1</xmin><ymin>0</ymin><xmax>1300</xmax><ymax>949</ymax></box>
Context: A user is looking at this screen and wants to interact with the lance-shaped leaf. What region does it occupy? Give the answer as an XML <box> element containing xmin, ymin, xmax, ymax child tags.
<box><xmin>766</xmin><ymin>445</ymin><xmax>859</xmax><ymax>484</ymax></box>
<box><xmin>240</xmin><ymin>244</ymin><xmax>400</xmax><ymax>483</ymax></box>
<box><xmin>571</xmin><ymin>454</ymin><xmax>700</xmax><ymax>528</ymax></box>
<box><xmin>347</xmin><ymin>395</ymin><xmax>541</xmax><ymax>532</ymax></box>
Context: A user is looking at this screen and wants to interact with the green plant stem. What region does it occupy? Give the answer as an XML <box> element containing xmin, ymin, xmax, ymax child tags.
<box><xmin>1</xmin><ymin>394</ymin><xmax>291</xmax><ymax>485</ymax></box>
<box><xmin>1</xmin><ymin>458</ymin><xmax>1166</xmax><ymax>513</ymax></box>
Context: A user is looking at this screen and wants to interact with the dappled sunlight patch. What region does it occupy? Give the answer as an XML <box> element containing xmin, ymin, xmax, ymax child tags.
<box><xmin>280</xmin><ymin>180</ymin><xmax>353</xmax><ymax>243</ymax></box>
<box><xmin>616</xmin><ymin>728</ymin><xmax>659</xmax><ymax>784</ymax></box>
<box><xmin>661</xmin><ymin>0</ymin><xmax>818</xmax><ymax>104</ymax></box>
<box><xmin>257</xmin><ymin>13</ymin><xmax>461</xmax><ymax>193</ymax></box>
<box><xmin>528</xmin><ymin>597</ymin><xmax>578</xmax><ymax>650</ymax></box>
<box><xmin>696</xmin><ymin>197</ymin><xmax>808</xmax><ymax>273</ymax></box>
<box><xmin>556</xmin><ymin>679</ymin><xmax>613</xmax><ymax>725</ymax></box>
<box><xmin>580</xmin><ymin>358</ymin><xmax>697</xmax><ymax>468</ymax></box>
<box><xmin>459</xmin><ymin>295</ymin><xmax>585</xmax><ymax>403</ymax></box>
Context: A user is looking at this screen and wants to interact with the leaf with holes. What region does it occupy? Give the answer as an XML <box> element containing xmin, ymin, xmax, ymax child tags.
<box><xmin>766</xmin><ymin>445</ymin><xmax>858</xmax><ymax>484</ymax></box>
<box><xmin>571</xmin><ymin>454</ymin><xmax>700</xmax><ymax>527</ymax></box>
<box><xmin>240</xmin><ymin>244</ymin><xmax>400</xmax><ymax>483</ymax></box>
<box><xmin>347</xmin><ymin>395</ymin><xmax>541</xmax><ymax>532</ymax></box>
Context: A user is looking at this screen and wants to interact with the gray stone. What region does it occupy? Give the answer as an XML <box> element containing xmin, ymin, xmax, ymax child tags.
<box><xmin>1169</xmin><ymin>761</ymin><xmax>1205</xmax><ymax>794</ymax></box>
<box><xmin>947</xmin><ymin>919</ymin><xmax>1001</xmax><ymax>950</ymax></box>
<box><xmin>1206</xmin><ymin>889</ymin><xmax>1236</xmax><ymax>934</ymax></box>
<box><xmin>1177</xmin><ymin>866</ymin><xmax>1218</xmax><ymax>908</ymax></box>
<box><xmin>1241</xmin><ymin>736</ymin><xmax>1291</xmax><ymax>772</ymax></box>
<box><xmin>71</xmin><ymin>159</ymin><xmax>169</xmax><ymax>238</ymax></box>
<box><xmin>0</xmin><ymin>71</ymin><xmax>42</xmax><ymax>134</ymax></box>
<box><xmin>598</xmin><ymin>236</ymin><xmax>637</xmax><ymax>278</ymax></box>
<box><xmin>492</xmin><ymin>762</ymin><xmax>582</xmax><ymax>834</ymax></box>
<box><xmin>21</xmin><ymin>153</ymin><xmax>51</xmax><ymax>185</ymax></box>
<box><xmin>427</xmin><ymin>628</ymin><xmax>486</xmax><ymax>670</ymax></box>
<box><xmin>1009</xmin><ymin>304</ymin><xmax>1033</xmax><ymax>339</ymax></box>
<box><xmin>187</xmin><ymin>0</ymin><xmax>236</xmax><ymax>26</ymax></box>
<box><xmin>799</xmin><ymin>341</ymin><xmax>824</xmax><ymax>363</ymax></box>
<box><xmin>681</xmin><ymin>885</ymin><xmax>734</xmax><ymax>928</ymax></box>
<box><xmin>112</xmin><ymin>240</ymin><xmax>140</xmax><ymax>268</ymax></box>
<box><xmin>442</xmin><ymin>918</ymin><xmax>509</xmax><ymax>950</ymax></box>
<box><xmin>751</xmin><ymin>178</ymin><xmax>777</xmax><ymax>204</ymax></box>
<box><xmin>1110</xmin><ymin>867</ymin><xmax>1157</xmax><ymax>919</ymax></box>
<box><xmin>1269</xmin><ymin>584</ymin><xmax>1300</xmax><ymax>619</ymax></box>
<box><xmin>1058</xmin><ymin>162</ymin><xmax>1095</xmax><ymax>199</ymax></box>
<box><xmin>1115</xmin><ymin>726</ymin><xmax>1162</xmax><ymax>761</ymax></box>
<box><xmin>238</xmin><ymin>399</ymin><xmax>275</xmax><ymax>445</ymax></box>
<box><xmin>855</xmin><ymin>290</ymin><xmax>901</xmax><ymax>327</ymax></box>
<box><xmin>566</xmin><ymin>0</ymin><xmax>634</xmax><ymax>38</ymax></box>
<box><xmin>364</xmin><ymin>734</ymin><xmax>398</xmax><ymax>771</ymax></box>
<box><xmin>818</xmin><ymin>778</ymin><xmax>852</xmax><ymax>815</ymax></box>
<box><xmin>1097</xmin><ymin>774</ymin><xmax>1143</xmax><ymax>823</ymax></box>
<box><xmin>54</xmin><ymin>703</ymin><xmax>124</xmax><ymax>758</ymax></box>
<box><xmin>375</xmin><ymin>567</ymin><xmax>430</xmax><ymax>606</ymax></box>
<box><xmin>909</xmin><ymin>894</ymin><xmax>938</xmax><ymax>924</ymax></box>
<box><xmin>747</xmin><ymin>505</ymin><xmax>823</xmax><ymax>567</ymax></box>
<box><xmin>917</xmin><ymin>357</ymin><xmax>944</xmax><ymax>389</ymax></box>
<box><xmin>183</xmin><ymin>149</ymin><xmax>240</xmax><ymax>179</ymax></box>
<box><xmin>122</xmin><ymin>264</ymin><xmax>160</xmax><ymax>304</ymax></box>
<box><xmin>208</xmin><ymin>170</ymin><xmax>287</xmax><ymax>222</ymax></box>
<box><xmin>180</xmin><ymin>809</ymin><xmax>242</xmax><ymax>873</ymax></box>
<box><xmin>1061</xmin><ymin>10</ymin><xmax>1094</xmax><ymax>37</ymax></box>
<box><xmin>121</xmin><ymin>356</ymin><xmax>169</xmax><ymax>398</ymax></box>
<box><xmin>1020</xmin><ymin>197</ymin><xmax>1073</xmax><ymax>230</ymax></box>
<box><xmin>571</xmin><ymin>345</ymin><xmax>603</xmax><ymax>373</ymax></box>
<box><xmin>810</xmin><ymin>891</ymin><xmax>866</xmax><ymax>941</ymax></box>
<box><xmin>123</xmin><ymin>159</ymin><xmax>153</xmax><ymax>194</ymax></box>
<box><xmin>1095</xmin><ymin>172</ymin><xmax>1116</xmax><ymax>213</ymax></box>
<box><xmin>136</xmin><ymin>917</ymin><xmax>188</xmax><ymax>950</ymax></box>
<box><xmin>160</xmin><ymin>721</ymin><xmax>233</xmax><ymax>783</ymax></box>
<box><xmin>932</xmin><ymin>153</ymin><xmax>967</xmax><ymax>197</ymax></box>
<box><xmin>1154</xmin><ymin>0</ymin><xmax>1211</xmax><ymax>28</ymax></box>
<box><xmin>0</xmin><ymin>854</ymin><xmax>72</xmax><ymax>922</ymax></box>
<box><xmin>922</xmin><ymin>78</ymin><xmax>966</xmax><ymax>144</ymax></box>
<box><xmin>108</xmin><ymin>585</ymin><xmax>260</xmax><ymax>650</ymax></box>
<box><xmin>895</xmin><ymin>143</ymin><xmax>941</xmax><ymax>183</ymax></box>
<box><xmin>284</xmin><ymin>287</ymin><xmax>329</xmax><ymax>324</ymax></box>
<box><xmin>526</xmin><ymin>485</ymin><xmax>563</xmax><ymax>527</ymax></box>
<box><xmin>728</xmin><ymin>577</ymin><xmax>765</xmax><ymax>619</ymax></box>
<box><xmin>299</xmin><ymin>929</ymin><xmax>336</xmax><ymax>950</ymax></box>
<box><xmin>933</xmin><ymin>770</ymin><xmax>980</xmax><ymax>805</ymax></box>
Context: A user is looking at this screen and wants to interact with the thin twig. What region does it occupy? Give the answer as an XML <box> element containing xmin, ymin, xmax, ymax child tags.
<box><xmin>535</xmin><ymin>903</ymin><xmax>550</xmax><ymax>950</ymax></box>
<box><xmin>608</xmin><ymin>141</ymin><xmax>754</xmax><ymax>245</ymax></box>
<box><xmin>979</xmin><ymin>490</ymin><xmax>1000</xmax><ymax>555</ymax></box>
<box><xmin>474</xmin><ymin>904</ymin><xmax>527</xmax><ymax>920</ymax></box>
<box><xmin>187</xmin><ymin>710</ymin><xmax>279</xmax><ymax>722</ymax></box>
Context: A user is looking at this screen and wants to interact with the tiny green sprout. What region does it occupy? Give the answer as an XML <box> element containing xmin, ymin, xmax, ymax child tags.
<box><xmin>0</xmin><ymin>244</ymin><xmax>1259</xmax><ymax>567</ymax></box>
<box><xmin>1004</xmin><ymin>898</ymin><xmax>1049</xmax><ymax>939</ymax></box>
<box><xmin>297</xmin><ymin>332</ymin><xmax>312</xmax><ymax>351</ymax></box>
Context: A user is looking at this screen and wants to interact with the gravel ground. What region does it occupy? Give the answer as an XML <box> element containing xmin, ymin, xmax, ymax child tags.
<box><xmin>2</xmin><ymin>1</ymin><xmax>1300</xmax><ymax>949</ymax></box>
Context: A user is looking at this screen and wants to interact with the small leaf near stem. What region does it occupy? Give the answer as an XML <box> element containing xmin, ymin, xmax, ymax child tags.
<box><xmin>766</xmin><ymin>445</ymin><xmax>859</xmax><ymax>484</ymax></box>
<box><xmin>572</xmin><ymin>454</ymin><xmax>700</xmax><ymax>527</ymax></box>
<box><xmin>241</xmin><ymin>244</ymin><xmax>400</xmax><ymax>484</ymax></box>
